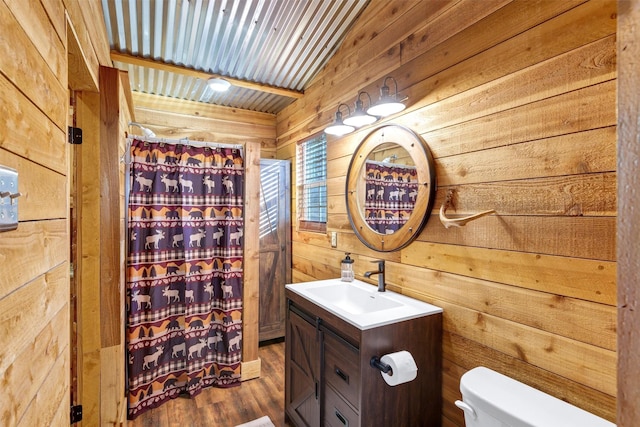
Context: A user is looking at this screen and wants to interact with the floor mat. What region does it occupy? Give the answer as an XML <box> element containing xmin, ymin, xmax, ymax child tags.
<box><xmin>234</xmin><ymin>415</ymin><xmax>276</xmax><ymax>427</ymax></box>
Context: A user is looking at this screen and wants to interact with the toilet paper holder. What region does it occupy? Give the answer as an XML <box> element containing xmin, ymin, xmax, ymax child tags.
<box><xmin>370</xmin><ymin>356</ymin><xmax>392</xmax><ymax>374</ymax></box>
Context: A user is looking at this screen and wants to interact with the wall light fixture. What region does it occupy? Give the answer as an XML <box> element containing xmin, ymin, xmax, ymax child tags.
<box><xmin>325</xmin><ymin>103</ymin><xmax>355</xmax><ymax>136</ymax></box>
<box><xmin>324</xmin><ymin>76</ymin><xmax>406</xmax><ymax>137</ymax></box>
<box><xmin>344</xmin><ymin>92</ymin><xmax>377</xmax><ymax>128</ymax></box>
<box><xmin>367</xmin><ymin>76</ymin><xmax>406</xmax><ymax>117</ymax></box>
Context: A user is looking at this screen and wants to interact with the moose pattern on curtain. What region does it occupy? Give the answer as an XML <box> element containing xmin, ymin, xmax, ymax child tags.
<box><xmin>126</xmin><ymin>139</ymin><xmax>244</xmax><ymax>419</ymax></box>
<box><xmin>364</xmin><ymin>161</ymin><xmax>418</xmax><ymax>234</ymax></box>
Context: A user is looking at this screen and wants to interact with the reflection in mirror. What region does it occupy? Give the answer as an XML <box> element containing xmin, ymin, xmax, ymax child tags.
<box><xmin>362</xmin><ymin>144</ymin><xmax>417</xmax><ymax>234</ymax></box>
<box><xmin>346</xmin><ymin>125</ymin><xmax>436</xmax><ymax>252</ymax></box>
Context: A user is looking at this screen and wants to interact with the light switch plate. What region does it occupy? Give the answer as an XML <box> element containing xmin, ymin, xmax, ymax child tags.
<box><xmin>330</xmin><ymin>231</ymin><xmax>337</xmax><ymax>248</ymax></box>
<box><xmin>0</xmin><ymin>165</ymin><xmax>19</xmax><ymax>232</ymax></box>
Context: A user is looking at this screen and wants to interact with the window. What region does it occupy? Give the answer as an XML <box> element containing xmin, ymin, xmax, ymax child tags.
<box><xmin>296</xmin><ymin>132</ymin><xmax>327</xmax><ymax>232</ymax></box>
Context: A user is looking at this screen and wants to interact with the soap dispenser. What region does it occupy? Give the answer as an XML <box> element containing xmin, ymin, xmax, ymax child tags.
<box><xmin>341</xmin><ymin>252</ymin><xmax>354</xmax><ymax>282</ymax></box>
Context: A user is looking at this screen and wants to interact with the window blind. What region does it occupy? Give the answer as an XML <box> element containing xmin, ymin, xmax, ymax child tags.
<box><xmin>296</xmin><ymin>133</ymin><xmax>327</xmax><ymax>232</ymax></box>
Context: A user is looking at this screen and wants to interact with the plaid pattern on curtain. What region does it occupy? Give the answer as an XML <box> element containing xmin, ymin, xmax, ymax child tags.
<box><xmin>126</xmin><ymin>139</ymin><xmax>244</xmax><ymax>419</ymax></box>
<box><xmin>364</xmin><ymin>161</ymin><xmax>418</xmax><ymax>234</ymax></box>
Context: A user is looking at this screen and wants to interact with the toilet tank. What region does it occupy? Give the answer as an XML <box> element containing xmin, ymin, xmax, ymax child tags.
<box><xmin>455</xmin><ymin>367</ymin><xmax>615</xmax><ymax>427</ymax></box>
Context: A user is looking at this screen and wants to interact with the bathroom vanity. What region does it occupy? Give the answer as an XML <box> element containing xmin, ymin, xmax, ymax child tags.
<box><xmin>285</xmin><ymin>279</ymin><xmax>443</xmax><ymax>427</ymax></box>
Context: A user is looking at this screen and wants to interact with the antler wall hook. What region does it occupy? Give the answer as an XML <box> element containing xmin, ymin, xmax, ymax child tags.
<box><xmin>439</xmin><ymin>189</ymin><xmax>496</xmax><ymax>229</ymax></box>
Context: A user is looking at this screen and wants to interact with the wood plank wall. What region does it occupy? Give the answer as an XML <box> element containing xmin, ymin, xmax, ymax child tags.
<box><xmin>132</xmin><ymin>92</ymin><xmax>278</xmax><ymax>158</ymax></box>
<box><xmin>276</xmin><ymin>1</ymin><xmax>617</xmax><ymax>425</ymax></box>
<box><xmin>0</xmin><ymin>0</ymin><xmax>111</xmax><ymax>425</ymax></box>
<box><xmin>130</xmin><ymin>95</ymin><xmax>277</xmax><ymax>379</ymax></box>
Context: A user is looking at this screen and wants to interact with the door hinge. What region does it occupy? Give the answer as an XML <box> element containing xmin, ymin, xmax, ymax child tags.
<box><xmin>70</xmin><ymin>404</ymin><xmax>82</xmax><ymax>424</ymax></box>
<box><xmin>68</xmin><ymin>127</ymin><xmax>82</xmax><ymax>145</ymax></box>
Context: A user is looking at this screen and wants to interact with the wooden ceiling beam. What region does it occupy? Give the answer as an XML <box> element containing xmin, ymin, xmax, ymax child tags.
<box><xmin>110</xmin><ymin>51</ymin><xmax>304</xmax><ymax>99</ymax></box>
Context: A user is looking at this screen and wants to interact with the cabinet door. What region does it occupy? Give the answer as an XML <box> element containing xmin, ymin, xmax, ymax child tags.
<box><xmin>286</xmin><ymin>307</ymin><xmax>321</xmax><ymax>427</ymax></box>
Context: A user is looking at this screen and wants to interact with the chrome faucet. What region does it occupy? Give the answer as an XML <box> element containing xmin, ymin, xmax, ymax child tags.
<box><xmin>364</xmin><ymin>260</ymin><xmax>386</xmax><ymax>292</ymax></box>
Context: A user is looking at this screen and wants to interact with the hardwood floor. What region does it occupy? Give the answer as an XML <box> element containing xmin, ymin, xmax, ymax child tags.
<box><xmin>128</xmin><ymin>339</ymin><xmax>294</xmax><ymax>427</ymax></box>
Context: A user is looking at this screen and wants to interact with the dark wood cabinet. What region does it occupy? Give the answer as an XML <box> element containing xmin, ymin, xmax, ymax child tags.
<box><xmin>285</xmin><ymin>289</ymin><xmax>442</xmax><ymax>427</ymax></box>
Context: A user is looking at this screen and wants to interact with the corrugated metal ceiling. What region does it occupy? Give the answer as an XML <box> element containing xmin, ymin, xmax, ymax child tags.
<box><xmin>101</xmin><ymin>0</ymin><xmax>370</xmax><ymax>114</ymax></box>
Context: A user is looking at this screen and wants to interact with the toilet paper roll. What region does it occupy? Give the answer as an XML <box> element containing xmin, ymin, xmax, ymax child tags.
<box><xmin>380</xmin><ymin>350</ymin><xmax>418</xmax><ymax>386</ymax></box>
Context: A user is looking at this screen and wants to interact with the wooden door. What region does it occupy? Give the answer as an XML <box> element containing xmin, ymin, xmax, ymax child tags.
<box><xmin>258</xmin><ymin>159</ymin><xmax>291</xmax><ymax>341</ymax></box>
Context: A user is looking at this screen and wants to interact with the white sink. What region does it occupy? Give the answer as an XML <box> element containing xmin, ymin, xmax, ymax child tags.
<box><xmin>286</xmin><ymin>279</ymin><xmax>442</xmax><ymax>330</ymax></box>
<box><xmin>307</xmin><ymin>283</ymin><xmax>403</xmax><ymax>314</ymax></box>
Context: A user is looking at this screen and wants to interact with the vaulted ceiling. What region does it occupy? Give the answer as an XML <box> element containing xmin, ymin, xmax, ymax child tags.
<box><xmin>101</xmin><ymin>0</ymin><xmax>370</xmax><ymax>115</ymax></box>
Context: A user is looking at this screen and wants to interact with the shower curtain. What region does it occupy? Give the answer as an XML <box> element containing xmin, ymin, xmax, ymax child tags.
<box><xmin>126</xmin><ymin>138</ymin><xmax>244</xmax><ymax>419</ymax></box>
<box><xmin>364</xmin><ymin>160</ymin><xmax>418</xmax><ymax>234</ymax></box>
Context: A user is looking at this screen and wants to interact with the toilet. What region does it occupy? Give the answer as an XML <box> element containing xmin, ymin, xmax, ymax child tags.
<box><xmin>455</xmin><ymin>367</ymin><xmax>615</xmax><ymax>427</ymax></box>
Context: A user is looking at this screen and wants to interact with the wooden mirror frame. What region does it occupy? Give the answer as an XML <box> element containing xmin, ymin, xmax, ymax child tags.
<box><xmin>345</xmin><ymin>124</ymin><xmax>436</xmax><ymax>252</ymax></box>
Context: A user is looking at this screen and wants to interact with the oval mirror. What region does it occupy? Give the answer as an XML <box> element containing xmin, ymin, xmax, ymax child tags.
<box><xmin>345</xmin><ymin>124</ymin><xmax>436</xmax><ymax>252</ymax></box>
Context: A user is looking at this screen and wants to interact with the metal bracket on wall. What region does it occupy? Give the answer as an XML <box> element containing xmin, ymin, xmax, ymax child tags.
<box><xmin>68</xmin><ymin>126</ymin><xmax>83</xmax><ymax>144</ymax></box>
<box><xmin>70</xmin><ymin>404</ymin><xmax>83</xmax><ymax>423</ymax></box>
<box><xmin>0</xmin><ymin>165</ymin><xmax>20</xmax><ymax>232</ymax></box>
